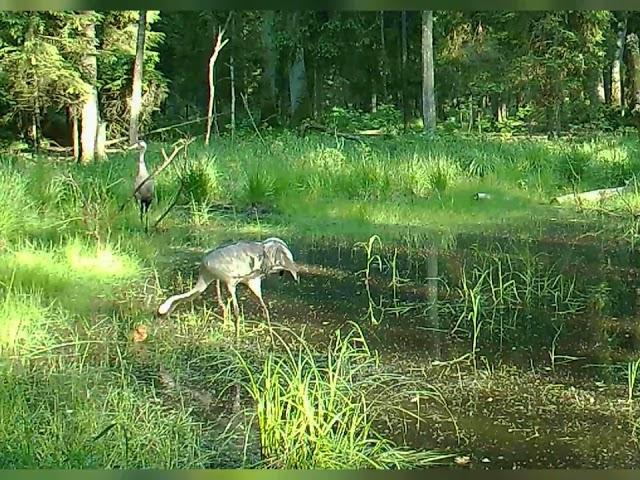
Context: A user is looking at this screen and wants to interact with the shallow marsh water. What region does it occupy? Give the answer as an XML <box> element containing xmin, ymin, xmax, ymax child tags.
<box><xmin>158</xmin><ymin>226</ymin><xmax>640</xmax><ymax>469</ymax></box>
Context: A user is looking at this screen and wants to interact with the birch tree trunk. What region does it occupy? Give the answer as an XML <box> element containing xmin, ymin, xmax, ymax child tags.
<box><xmin>421</xmin><ymin>11</ymin><xmax>436</xmax><ymax>134</ymax></box>
<box><xmin>611</xmin><ymin>13</ymin><xmax>628</xmax><ymax>108</ymax></box>
<box><xmin>626</xmin><ymin>33</ymin><xmax>640</xmax><ymax>132</ymax></box>
<box><xmin>80</xmin><ymin>11</ymin><xmax>99</xmax><ymax>164</ymax></box>
<box><xmin>129</xmin><ymin>10</ymin><xmax>147</xmax><ymax>145</ymax></box>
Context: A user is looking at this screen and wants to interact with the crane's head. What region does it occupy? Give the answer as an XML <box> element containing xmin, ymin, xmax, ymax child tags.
<box><xmin>128</xmin><ymin>140</ymin><xmax>147</xmax><ymax>152</ymax></box>
<box><xmin>262</xmin><ymin>237</ymin><xmax>299</xmax><ymax>282</ymax></box>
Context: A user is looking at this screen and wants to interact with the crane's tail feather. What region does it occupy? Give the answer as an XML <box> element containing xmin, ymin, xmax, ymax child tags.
<box><xmin>157</xmin><ymin>276</ymin><xmax>210</xmax><ymax>316</ymax></box>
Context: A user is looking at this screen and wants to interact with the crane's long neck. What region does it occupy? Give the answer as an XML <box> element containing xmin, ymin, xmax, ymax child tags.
<box><xmin>138</xmin><ymin>151</ymin><xmax>149</xmax><ymax>177</ymax></box>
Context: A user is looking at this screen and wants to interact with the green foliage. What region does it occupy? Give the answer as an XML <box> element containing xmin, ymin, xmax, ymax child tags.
<box><xmin>98</xmin><ymin>11</ymin><xmax>168</xmax><ymax>138</ymax></box>
<box><xmin>241</xmin><ymin>168</ymin><xmax>277</xmax><ymax>207</ymax></box>
<box><xmin>324</xmin><ymin>105</ymin><xmax>402</xmax><ymax>134</ymax></box>
<box><xmin>181</xmin><ymin>155</ymin><xmax>222</xmax><ymax>205</ymax></box>
<box><xmin>0</xmin><ymin>38</ymin><xmax>89</xmax><ymax>121</ymax></box>
<box><xmin>0</xmin><ymin>368</ymin><xmax>210</xmax><ymax>468</ymax></box>
<box><xmin>230</xmin><ymin>325</ymin><xmax>451</xmax><ymax>469</ymax></box>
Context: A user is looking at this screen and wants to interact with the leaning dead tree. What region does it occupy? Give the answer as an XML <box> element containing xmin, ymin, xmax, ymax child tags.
<box><xmin>205</xmin><ymin>13</ymin><xmax>232</xmax><ymax>145</ymax></box>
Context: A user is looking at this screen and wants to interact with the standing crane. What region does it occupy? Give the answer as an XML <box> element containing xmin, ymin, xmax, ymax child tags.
<box><xmin>129</xmin><ymin>140</ymin><xmax>154</xmax><ymax>232</ymax></box>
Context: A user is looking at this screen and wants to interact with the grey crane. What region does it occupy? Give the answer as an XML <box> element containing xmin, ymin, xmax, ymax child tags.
<box><xmin>157</xmin><ymin>237</ymin><xmax>299</xmax><ymax>321</ymax></box>
<box><xmin>129</xmin><ymin>140</ymin><xmax>154</xmax><ymax>232</ymax></box>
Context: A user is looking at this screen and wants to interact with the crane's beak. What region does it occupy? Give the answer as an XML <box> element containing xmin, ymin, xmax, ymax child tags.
<box><xmin>127</xmin><ymin>141</ymin><xmax>146</xmax><ymax>151</ymax></box>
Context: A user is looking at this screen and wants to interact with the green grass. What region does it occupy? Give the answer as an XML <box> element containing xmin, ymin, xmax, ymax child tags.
<box><xmin>156</xmin><ymin>131</ymin><xmax>640</xmax><ymax>240</ymax></box>
<box><xmin>2</xmin><ymin>131</ymin><xmax>640</xmax><ymax>468</ymax></box>
<box><xmin>227</xmin><ymin>324</ymin><xmax>452</xmax><ymax>468</ymax></box>
<box><xmin>0</xmin><ymin>366</ymin><xmax>211</xmax><ymax>468</ymax></box>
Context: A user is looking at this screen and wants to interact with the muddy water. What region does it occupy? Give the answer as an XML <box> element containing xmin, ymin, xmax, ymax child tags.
<box><xmin>252</xmin><ymin>235</ymin><xmax>639</xmax><ymax>364</ymax></box>
<box><xmin>163</xmin><ymin>230</ymin><xmax>640</xmax><ymax>468</ymax></box>
<box><xmin>268</xmin><ymin>233</ymin><xmax>640</xmax><ymax>468</ymax></box>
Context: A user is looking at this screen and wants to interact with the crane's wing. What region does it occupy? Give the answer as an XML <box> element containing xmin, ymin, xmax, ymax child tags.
<box><xmin>201</xmin><ymin>241</ymin><xmax>265</xmax><ymax>282</ymax></box>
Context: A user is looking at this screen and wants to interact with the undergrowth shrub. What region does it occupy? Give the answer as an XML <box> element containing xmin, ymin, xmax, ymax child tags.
<box><xmin>182</xmin><ymin>156</ymin><xmax>222</xmax><ymax>204</ymax></box>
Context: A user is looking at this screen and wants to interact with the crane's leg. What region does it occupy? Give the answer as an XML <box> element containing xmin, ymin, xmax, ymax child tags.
<box><xmin>226</xmin><ymin>281</ymin><xmax>241</xmax><ymax>338</ymax></box>
<box><xmin>142</xmin><ymin>200</ymin><xmax>151</xmax><ymax>234</ymax></box>
<box><xmin>226</xmin><ymin>282</ymin><xmax>240</xmax><ymax>318</ymax></box>
<box><xmin>245</xmin><ymin>277</ymin><xmax>270</xmax><ymax>323</ymax></box>
<box><xmin>215</xmin><ymin>280</ymin><xmax>227</xmax><ymax>318</ymax></box>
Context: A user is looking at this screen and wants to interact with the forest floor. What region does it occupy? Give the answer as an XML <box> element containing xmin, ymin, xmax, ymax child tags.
<box><xmin>1</xmin><ymin>132</ymin><xmax>640</xmax><ymax>468</ymax></box>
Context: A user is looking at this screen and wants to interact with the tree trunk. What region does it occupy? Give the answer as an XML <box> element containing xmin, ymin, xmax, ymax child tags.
<box><xmin>25</xmin><ymin>14</ymin><xmax>39</xmax><ymax>152</ymax></box>
<box><xmin>312</xmin><ymin>64</ymin><xmax>319</xmax><ymax>118</ymax></box>
<box><xmin>603</xmin><ymin>65</ymin><xmax>612</xmax><ymax>104</ymax></box>
<box><xmin>288</xmin><ymin>45</ymin><xmax>309</xmax><ymax>124</ymax></box>
<box><xmin>95</xmin><ymin>121</ymin><xmax>106</xmax><ymax>159</ymax></box>
<box><xmin>80</xmin><ymin>11</ymin><xmax>99</xmax><ymax>164</ymax></box>
<box><xmin>205</xmin><ymin>27</ymin><xmax>229</xmax><ymax>145</ymax></box>
<box><xmin>492</xmin><ymin>93</ymin><xmax>507</xmax><ymax>123</ymax></box>
<box><xmin>260</xmin><ymin>11</ymin><xmax>278</xmax><ymax>125</ymax></box>
<box><xmin>378</xmin><ymin>11</ymin><xmax>388</xmax><ymax>103</ymax></box>
<box><xmin>71</xmin><ymin>107</ymin><xmax>79</xmax><ymax>162</ymax></box>
<box><xmin>499</xmin><ymin>99</ymin><xmax>507</xmax><ymax>123</ymax></box>
<box><xmin>230</xmin><ymin>14</ymin><xmax>236</xmax><ymax>138</ymax></box>
<box><xmin>626</xmin><ymin>33</ymin><xmax>640</xmax><ymax>130</ymax></box>
<box><xmin>288</xmin><ymin>12</ymin><xmax>310</xmax><ymax>125</ymax></box>
<box><xmin>586</xmin><ymin>64</ymin><xmax>603</xmax><ymax>108</ymax></box>
<box><xmin>31</xmin><ymin>113</ymin><xmax>38</xmax><ymax>152</ymax></box>
<box><xmin>129</xmin><ymin>10</ymin><xmax>147</xmax><ymax>145</ymax></box>
<box><xmin>213</xmin><ymin>85</ymin><xmax>219</xmax><ymax>136</ymax></box>
<box><xmin>401</xmin><ymin>11</ymin><xmax>409</xmax><ymax>130</ymax></box>
<box><xmin>230</xmin><ymin>55</ymin><xmax>236</xmax><ymax>138</ymax></box>
<box><xmin>612</xmin><ymin>13</ymin><xmax>628</xmax><ymax>108</ymax></box>
<box><xmin>597</xmin><ymin>69</ymin><xmax>606</xmax><ymax>104</ymax></box>
<box><xmin>546</xmin><ymin>102</ymin><xmax>561</xmax><ymax>138</ymax></box>
<box><xmin>421</xmin><ymin>11</ymin><xmax>436</xmax><ymax>134</ymax></box>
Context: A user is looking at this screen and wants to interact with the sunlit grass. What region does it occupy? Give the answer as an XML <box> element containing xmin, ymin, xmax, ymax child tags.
<box><xmin>0</xmin><ymin>236</ymin><xmax>143</xmax><ymax>323</ymax></box>
<box><xmin>2</xmin><ymin>131</ymin><xmax>640</xmax><ymax>468</ymax></box>
<box><xmin>0</xmin><ymin>286</ymin><xmax>52</xmax><ymax>356</ymax></box>
<box><xmin>226</xmin><ymin>323</ymin><xmax>453</xmax><ymax>469</ymax></box>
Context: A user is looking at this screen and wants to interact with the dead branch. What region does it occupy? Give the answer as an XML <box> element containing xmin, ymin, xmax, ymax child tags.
<box><xmin>300</xmin><ymin>122</ymin><xmax>366</xmax><ymax>143</ymax></box>
<box><xmin>205</xmin><ymin>13</ymin><xmax>232</xmax><ymax>145</ymax></box>
<box><xmin>153</xmin><ymin>179</ymin><xmax>185</xmax><ymax>229</ymax></box>
<box><xmin>42</xmin><ymin>117</ymin><xmax>216</xmax><ymax>158</ymax></box>
<box><xmin>105</xmin><ymin>116</ymin><xmax>214</xmax><ymax>147</ymax></box>
<box><xmin>240</xmin><ymin>92</ymin><xmax>267</xmax><ymax>148</ymax></box>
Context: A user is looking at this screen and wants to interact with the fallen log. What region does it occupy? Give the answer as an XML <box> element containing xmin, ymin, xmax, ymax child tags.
<box><xmin>550</xmin><ymin>184</ymin><xmax>634</xmax><ymax>205</ymax></box>
<box><xmin>300</xmin><ymin>122</ymin><xmax>366</xmax><ymax>143</ymax></box>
